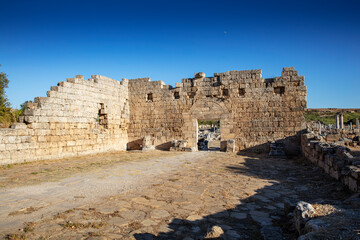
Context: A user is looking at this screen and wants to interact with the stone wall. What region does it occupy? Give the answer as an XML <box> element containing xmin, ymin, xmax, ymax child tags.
<box><xmin>1</xmin><ymin>67</ymin><xmax>307</xmax><ymax>164</ymax></box>
<box><xmin>0</xmin><ymin>75</ymin><xmax>129</xmax><ymax>164</ymax></box>
<box><xmin>128</xmin><ymin>67</ymin><xmax>307</xmax><ymax>152</ymax></box>
<box><xmin>301</xmin><ymin>132</ymin><xmax>360</xmax><ymax>192</ymax></box>
<box><xmin>127</xmin><ymin>78</ymin><xmax>185</xmax><ymax>150</ymax></box>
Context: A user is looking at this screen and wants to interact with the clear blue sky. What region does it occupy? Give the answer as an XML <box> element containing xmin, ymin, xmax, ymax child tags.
<box><xmin>1</xmin><ymin>0</ymin><xmax>359</xmax><ymax>108</ymax></box>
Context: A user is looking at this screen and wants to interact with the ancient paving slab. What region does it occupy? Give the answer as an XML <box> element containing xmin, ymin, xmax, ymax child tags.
<box><xmin>0</xmin><ymin>151</ymin><xmax>189</xmax><ymax>234</ymax></box>
<box><xmin>1</xmin><ymin>151</ymin><xmax>357</xmax><ymax>240</ymax></box>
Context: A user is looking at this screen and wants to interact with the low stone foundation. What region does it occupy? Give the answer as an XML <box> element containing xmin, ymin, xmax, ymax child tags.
<box><xmin>301</xmin><ymin>132</ymin><xmax>360</xmax><ymax>192</ymax></box>
<box><xmin>170</xmin><ymin>140</ymin><xmax>195</xmax><ymax>152</ymax></box>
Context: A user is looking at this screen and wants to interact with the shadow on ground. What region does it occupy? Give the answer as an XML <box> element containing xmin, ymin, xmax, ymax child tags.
<box><xmin>133</xmin><ymin>153</ymin><xmax>356</xmax><ymax>240</ymax></box>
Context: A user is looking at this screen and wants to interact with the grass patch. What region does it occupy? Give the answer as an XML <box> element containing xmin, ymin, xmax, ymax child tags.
<box><xmin>5</xmin><ymin>233</ymin><xmax>26</xmax><ymax>240</ymax></box>
<box><xmin>87</xmin><ymin>231</ymin><xmax>103</xmax><ymax>237</ymax></box>
<box><xmin>168</xmin><ymin>178</ymin><xmax>179</xmax><ymax>182</ymax></box>
<box><xmin>305</xmin><ymin>110</ymin><xmax>360</xmax><ymax>125</ymax></box>
<box><xmin>61</xmin><ymin>221</ymin><xmax>106</xmax><ymax>229</ymax></box>
<box><xmin>128</xmin><ymin>221</ymin><xmax>141</xmax><ymax>230</ymax></box>
<box><xmin>8</xmin><ymin>207</ymin><xmax>42</xmax><ymax>216</ymax></box>
<box><xmin>23</xmin><ymin>222</ymin><xmax>36</xmax><ymax>233</ymax></box>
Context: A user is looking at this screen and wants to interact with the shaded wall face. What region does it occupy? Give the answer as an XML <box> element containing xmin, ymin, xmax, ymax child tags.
<box><xmin>128</xmin><ymin>78</ymin><xmax>188</xmax><ymax>149</ymax></box>
<box><xmin>0</xmin><ymin>75</ymin><xmax>129</xmax><ymax>164</ymax></box>
<box><xmin>128</xmin><ymin>68</ymin><xmax>307</xmax><ymax>151</ymax></box>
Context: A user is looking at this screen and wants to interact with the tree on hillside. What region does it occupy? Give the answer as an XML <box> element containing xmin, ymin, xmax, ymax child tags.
<box><xmin>0</xmin><ymin>65</ymin><xmax>14</xmax><ymax>127</ymax></box>
<box><xmin>0</xmin><ymin>65</ymin><xmax>10</xmax><ymax>112</ymax></box>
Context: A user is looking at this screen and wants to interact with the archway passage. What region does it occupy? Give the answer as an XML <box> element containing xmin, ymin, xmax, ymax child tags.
<box><xmin>182</xmin><ymin>99</ymin><xmax>231</xmax><ymax>150</ymax></box>
<box><xmin>197</xmin><ymin>119</ymin><xmax>220</xmax><ymax>151</ymax></box>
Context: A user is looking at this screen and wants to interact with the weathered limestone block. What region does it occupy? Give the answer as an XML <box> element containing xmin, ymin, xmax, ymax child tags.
<box><xmin>220</xmin><ymin>139</ymin><xmax>235</xmax><ymax>152</ymax></box>
<box><xmin>294</xmin><ymin>201</ymin><xmax>316</xmax><ymax>235</ymax></box>
<box><xmin>301</xmin><ymin>131</ymin><xmax>360</xmax><ymax>192</ymax></box>
<box><xmin>142</xmin><ymin>135</ymin><xmax>155</xmax><ymax>151</ymax></box>
<box><xmin>11</xmin><ymin>123</ymin><xmax>27</xmax><ymax>130</ymax></box>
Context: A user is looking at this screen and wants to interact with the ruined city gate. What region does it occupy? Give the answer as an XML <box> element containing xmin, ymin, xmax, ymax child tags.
<box><xmin>0</xmin><ymin>67</ymin><xmax>307</xmax><ymax>164</ymax></box>
<box><xmin>182</xmin><ymin>98</ymin><xmax>231</xmax><ymax>149</ymax></box>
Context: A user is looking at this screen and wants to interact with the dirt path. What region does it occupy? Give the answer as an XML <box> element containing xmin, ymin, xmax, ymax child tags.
<box><xmin>1</xmin><ymin>151</ymin><xmax>356</xmax><ymax>240</ymax></box>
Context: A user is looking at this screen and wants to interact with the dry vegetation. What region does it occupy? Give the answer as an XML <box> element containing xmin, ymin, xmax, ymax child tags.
<box><xmin>305</xmin><ymin>108</ymin><xmax>360</xmax><ymax>125</ymax></box>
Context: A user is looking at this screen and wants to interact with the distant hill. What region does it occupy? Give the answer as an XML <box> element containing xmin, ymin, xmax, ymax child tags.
<box><xmin>305</xmin><ymin>108</ymin><xmax>360</xmax><ymax>125</ymax></box>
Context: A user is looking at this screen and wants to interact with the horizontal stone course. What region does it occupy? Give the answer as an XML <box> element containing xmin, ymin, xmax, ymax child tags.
<box><xmin>1</xmin><ymin>67</ymin><xmax>306</xmax><ymax>164</ymax></box>
<box><xmin>0</xmin><ymin>75</ymin><xmax>129</xmax><ymax>164</ymax></box>
<box><xmin>128</xmin><ymin>67</ymin><xmax>306</xmax><ymax>151</ymax></box>
<box><xmin>301</xmin><ymin>132</ymin><xmax>360</xmax><ymax>192</ymax></box>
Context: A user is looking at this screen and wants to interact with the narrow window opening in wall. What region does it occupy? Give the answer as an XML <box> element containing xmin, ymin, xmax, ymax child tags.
<box><xmin>274</xmin><ymin>86</ymin><xmax>285</xmax><ymax>95</ymax></box>
<box><xmin>222</xmin><ymin>89</ymin><xmax>229</xmax><ymax>97</ymax></box>
<box><xmin>98</xmin><ymin>103</ymin><xmax>108</xmax><ymax>128</ymax></box>
<box><xmin>174</xmin><ymin>91</ymin><xmax>180</xmax><ymax>99</ymax></box>
<box><xmin>239</xmin><ymin>88</ymin><xmax>245</xmax><ymax>96</ymax></box>
<box><xmin>147</xmin><ymin>93</ymin><xmax>153</xmax><ymax>102</ymax></box>
<box><xmin>188</xmin><ymin>92</ymin><xmax>195</xmax><ymax>99</ymax></box>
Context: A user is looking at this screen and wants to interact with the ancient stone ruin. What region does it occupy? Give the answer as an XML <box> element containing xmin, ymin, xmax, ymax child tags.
<box><xmin>0</xmin><ymin>67</ymin><xmax>307</xmax><ymax>164</ymax></box>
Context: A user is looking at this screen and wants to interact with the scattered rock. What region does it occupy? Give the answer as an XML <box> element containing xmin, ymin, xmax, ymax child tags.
<box><xmin>204</xmin><ymin>225</ymin><xmax>224</xmax><ymax>239</ymax></box>
<box><xmin>294</xmin><ymin>201</ymin><xmax>316</xmax><ymax>234</ymax></box>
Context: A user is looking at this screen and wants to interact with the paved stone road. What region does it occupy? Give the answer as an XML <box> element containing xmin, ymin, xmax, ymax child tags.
<box><xmin>0</xmin><ymin>151</ymin><xmax>352</xmax><ymax>240</ymax></box>
<box><xmin>0</xmin><ymin>152</ymin><xmax>190</xmax><ymax>235</ymax></box>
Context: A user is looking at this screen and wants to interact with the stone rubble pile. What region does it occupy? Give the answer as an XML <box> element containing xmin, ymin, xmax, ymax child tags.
<box><xmin>284</xmin><ymin>199</ymin><xmax>360</xmax><ymax>240</ymax></box>
<box><xmin>301</xmin><ymin>132</ymin><xmax>360</xmax><ymax>192</ymax></box>
<box><xmin>170</xmin><ymin>140</ymin><xmax>196</xmax><ymax>152</ymax></box>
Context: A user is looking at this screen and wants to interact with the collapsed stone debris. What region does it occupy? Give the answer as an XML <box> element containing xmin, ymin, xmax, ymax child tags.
<box><xmin>301</xmin><ymin>132</ymin><xmax>360</xmax><ymax>192</ymax></box>
<box><xmin>0</xmin><ymin>67</ymin><xmax>307</xmax><ymax>164</ymax></box>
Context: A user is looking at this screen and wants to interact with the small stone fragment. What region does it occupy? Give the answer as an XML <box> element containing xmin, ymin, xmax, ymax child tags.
<box><xmin>204</xmin><ymin>225</ymin><xmax>224</xmax><ymax>239</ymax></box>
